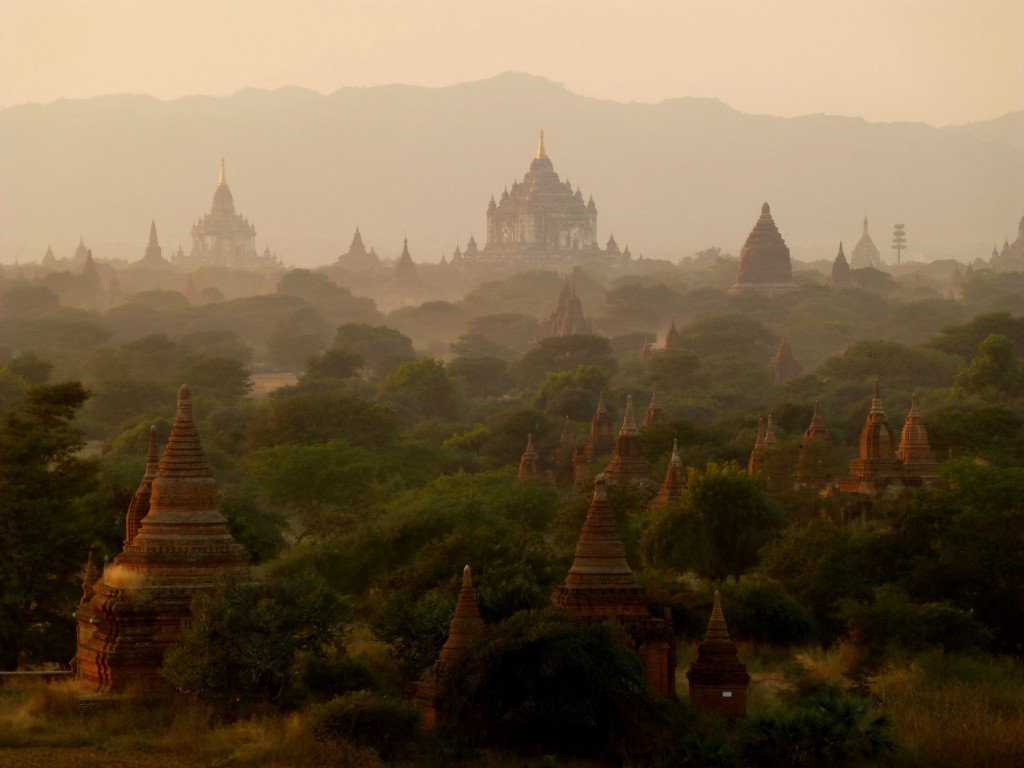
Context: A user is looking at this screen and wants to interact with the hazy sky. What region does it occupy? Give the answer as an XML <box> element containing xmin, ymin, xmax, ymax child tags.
<box><xmin>2</xmin><ymin>0</ymin><xmax>1022</xmax><ymax>125</ymax></box>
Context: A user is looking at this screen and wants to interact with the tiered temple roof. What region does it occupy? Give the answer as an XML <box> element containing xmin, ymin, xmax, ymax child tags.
<box><xmin>75</xmin><ymin>385</ymin><xmax>251</xmax><ymax>692</ymax></box>
<box><xmin>849</xmin><ymin>215</ymin><xmax>881</xmax><ymax>269</ymax></box>
<box><xmin>552</xmin><ymin>476</ymin><xmax>676</xmax><ymax>696</ymax></box>
<box><xmin>795</xmin><ymin>401</ymin><xmax>834</xmax><ymax>487</ymax></box>
<box><xmin>728</xmin><ymin>202</ymin><xmax>797</xmax><ymax>295</ymax></box>
<box><xmin>140</xmin><ymin>220</ymin><xmax>167</xmax><ymax>266</ymax></box>
<box><xmin>897</xmin><ymin>393</ymin><xmax>939</xmax><ymax>483</ymax></box>
<box><xmin>686</xmin><ymin>592</ymin><xmax>750</xmax><ymax>719</ymax></box>
<box><xmin>830</xmin><ymin>242</ymin><xmax>854</xmax><ymax>287</ymax></box>
<box><xmin>604</xmin><ymin>395</ymin><xmax>650</xmax><ymax>485</ymax></box>
<box><xmin>336</xmin><ymin>227</ymin><xmax>383</xmax><ymax>272</ymax></box>
<box><xmin>537</xmin><ymin>277</ymin><xmax>594</xmax><ymax>339</ymax></box>
<box><xmin>838</xmin><ymin>379</ymin><xmax>902</xmax><ymax>494</ymax></box>
<box><xmin>769</xmin><ymin>337</ymin><xmax>803</xmax><ymax>385</ymax></box>
<box><xmin>516</xmin><ymin>433</ymin><xmax>543</xmax><ymax>481</ymax></box>
<box><xmin>643</xmin><ymin>385</ymin><xmax>665</xmax><ymax>426</ymax></box>
<box><xmin>649</xmin><ymin>439</ymin><xmax>686</xmax><ymax>513</ymax></box>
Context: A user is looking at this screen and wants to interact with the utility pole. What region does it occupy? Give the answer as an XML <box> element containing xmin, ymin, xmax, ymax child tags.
<box><xmin>892</xmin><ymin>223</ymin><xmax>906</xmax><ymax>265</ymax></box>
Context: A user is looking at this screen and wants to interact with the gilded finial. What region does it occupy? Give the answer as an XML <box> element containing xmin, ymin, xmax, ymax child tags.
<box><xmin>536</xmin><ymin>129</ymin><xmax>547</xmax><ymax>160</ymax></box>
<box><xmin>218</xmin><ymin>156</ymin><xmax>226</xmax><ymax>185</ymax></box>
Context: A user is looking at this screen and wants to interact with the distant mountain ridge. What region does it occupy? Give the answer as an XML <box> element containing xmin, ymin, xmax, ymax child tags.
<box><xmin>1</xmin><ymin>72</ymin><xmax>1021</xmax><ymax>267</ymax></box>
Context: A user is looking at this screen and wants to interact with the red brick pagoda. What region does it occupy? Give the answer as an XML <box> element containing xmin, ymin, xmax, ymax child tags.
<box><xmin>687</xmin><ymin>591</ymin><xmax>750</xmax><ymax>719</ymax></box>
<box><xmin>604</xmin><ymin>395</ymin><xmax>650</xmax><ymax>486</ymax></box>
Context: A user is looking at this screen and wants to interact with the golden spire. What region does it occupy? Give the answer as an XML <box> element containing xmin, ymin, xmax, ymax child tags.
<box><xmin>536</xmin><ymin>129</ymin><xmax>547</xmax><ymax>159</ymax></box>
<box><xmin>218</xmin><ymin>157</ymin><xmax>226</xmax><ymax>185</ymax></box>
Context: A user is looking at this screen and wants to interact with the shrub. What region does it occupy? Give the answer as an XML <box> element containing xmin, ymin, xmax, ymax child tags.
<box><xmin>311</xmin><ymin>691</ymin><xmax>419</xmax><ymax>759</ymax></box>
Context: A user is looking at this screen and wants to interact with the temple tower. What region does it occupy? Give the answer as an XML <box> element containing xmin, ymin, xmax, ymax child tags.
<box><xmin>604</xmin><ymin>395</ymin><xmax>650</xmax><ymax>486</ymax></box>
<box><xmin>336</xmin><ymin>227</ymin><xmax>382</xmax><ymax>272</ymax></box>
<box><xmin>728</xmin><ymin>203</ymin><xmax>797</xmax><ymax>295</ymax></box>
<box><xmin>838</xmin><ymin>379</ymin><xmax>903</xmax><ymax>494</ymax></box>
<box><xmin>75</xmin><ymin>385</ymin><xmax>250</xmax><ymax>692</ymax></box>
<box><xmin>830</xmin><ymin>242</ymin><xmax>854</xmax><ymax>288</ymax></box>
<box><xmin>537</xmin><ymin>277</ymin><xmax>594</xmax><ymax>339</ymax></box>
<box><xmin>585</xmin><ymin>392</ymin><xmax>616</xmax><ymax>461</ymax></box>
<box><xmin>141</xmin><ymin>221</ymin><xmax>167</xmax><ymax>266</ymax></box>
<box><xmin>649</xmin><ymin>439</ymin><xmax>686</xmax><ymax>513</ymax></box>
<box><xmin>849</xmin><ymin>215</ymin><xmax>881</xmax><ymax>269</ymax></box>
<box><xmin>686</xmin><ymin>592</ymin><xmax>750</xmax><ymax>719</ymax></box>
<box><xmin>553</xmin><ymin>476</ymin><xmax>675</xmax><ymax>696</ymax></box>
<box><xmin>517</xmin><ymin>434</ymin><xmax>544</xmax><ymax>481</ymax></box>
<box><xmin>769</xmin><ymin>337</ymin><xmax>803</xmax><ymax>385</ymax></box>
<box><xmin>795</xmin><ymin>401</ymin><xmax>834</xmax><ymax>487</ymax></box>
<box><xmin>643</xmin><ymin>385</ymin><xmax>665</xmax><ymax>426</ymax></box>
<box><xmin>897</xmin><ymin>394</ymin><xmax>939</xmax><ymax>484</ymax></box>
<box><xmin>409</xmin><ymin>565</ymin><xmax>485</xmax><ymax>729</ymax></box>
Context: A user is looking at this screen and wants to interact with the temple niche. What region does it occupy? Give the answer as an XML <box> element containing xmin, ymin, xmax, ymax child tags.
<box><xmin>176</xmin><ymin>159</ymin><xmax>279</xmax><ymax>271</ymax></box>
<box><xmin>75</xmin><ymin>386</ymin><xmax>251</xmax><ymax>692</ymax></box>
<box><xmin>552</xmin><ymin>475</ymin><xmax>676</xmax><ymax>697</ymax></box>
<box><xmin>477</xmin><ymin>133</ymin><xmax>628</xmax><ymax>262</ymax></box>
<box><xmin>728</xmin><ymin>202</ymin><xmax>798</xmax><ymax>295</ymax></box>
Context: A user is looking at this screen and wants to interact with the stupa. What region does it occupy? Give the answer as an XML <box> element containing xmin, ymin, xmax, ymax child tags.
<box><xmin>140</xmin><ymin>221</ymin><xmax>167</xmax><ymax>267</ymax></box>
<box><xmin>642</xmin><ymin>385</ymin><xmax>665</xmax><ymax>426</ymax></box>
<box><xmin>896</xmin><ymin>393</ymin><xmax>939</xmax><ymax>484</ymax></box>
<box><xmin>536</xmin><ymin>277</ymin><xmax>594</xmax><ymax>339</ymax></box>
<box><xmin>728</xmin><ymin>202</ymin><xmax>798</xmax><ymax>295</ymax></box>
<box><xmin>686</xmin><ymin>592</ymin><xmax>750</xmax><ymax>719</ymax></box>
<box><xmin>75</xmin><ymin>385</ymin><xmax>251</xmax><ymax>692</ymax></box>
<box><xmin>552</xmin><ymin>476</ymin><xmax>675</xmax><ymax>696</ymax></box>
<box><xmin>795</xmin><ymin>401</ymin><xmax>834</xmax><ymax>487</ymax></box>
<box><xmin>409</xmin><ymin>565</ymin><xmax>485</xmax><ymax>729</ymax></box>
<box><xmin>604</xmin><ymin>395</ymin><xmax>650</xmax><ymax>485</ymax></box>
<box><xmin>769</xmin><ymin>337</ymin><xmax>803</xmax><ymax>385</ymax></box>
<box><xmin>838</xmin><ymin>379</ymin><xmax>903</xmax><ymax>494</ymax></box>
<box><xmin>829</xmin><ymin>242</ymin><xmax>854</xmax><ymax>287</ymax></box>
<box><xmin>849</xmin><ymin>215</ymin><xmax>881</xmax><ymax>269</ymax></box>
<box><xmin>648</xmin><ymin>439</ymin><xmax>686</xmax><ymax>513</ymax></box>
<box><xmin>517</xmin><ymin>433</ymin><xmax>543</xmax><ymax>481</ymax></box>
<box><xmin>335</xmin><ymin>227</ymin><xmax>382</xmax><ymax>273</ymax></box>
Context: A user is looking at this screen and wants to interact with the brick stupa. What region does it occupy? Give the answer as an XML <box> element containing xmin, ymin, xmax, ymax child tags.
<box><xmin>728</xmin><ymin>202</ymin><xmax>798</xmax><ymax>295</ymax></box>
<box><xmin>769</xmin><ymin>336</ymin><xmax>802</xmax><ymax>385</ymax></box>
<box><xmin>409</xmin><ymin>565</ymin><xmax>485</xmax><ymax>729</ymax></box>
<box><xmin>517</xmin><ymin>433</ymin><xmax>543</xmax><ymax>481</ymax></box>
<box><xmin>643</xmin><ymin>385</ymin><xmax>665</xmax><ymax>426</ymax></box>
<box><xmin>604</xmin><ymin>395</ymin><xmax>650</xmax><ymax>486</ymax></box>
<box><xmin>795</xmin><ymin>401</ymin><xmax>834</xmax><ymax>487</ymax></box>
<box><xmin>648</xmin><ymin>439</ymin><xmax>686</xmax><ymax>513</ymax></box>
<box><xmin>687</xmin><ymin>591</ymin><xmax>750</xmax><ymax>719</ymax></box>
<box><xmin>553</xmin><ymin>476</ymin><xmax>675</xmax><ymax>696</ymax></box>
<box><xmin>75</xmin><ymin>385</ymin><xmax>251</xmax><ymax>692</ymax></box>
<box><xmin>897</xmin><ymin>393</ymin><xmax>939</xmax><ymax>484</ymax></box>
<box><xmin>838</xmin><ymin>379</ymin><xmax>903</xmax><ymax>494</ymax></box>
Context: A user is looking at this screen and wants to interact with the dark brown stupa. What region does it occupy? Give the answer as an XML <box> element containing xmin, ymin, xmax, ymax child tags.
<box><xmin>795</xmin><ymin>401</ymin><xmax>834</xmax><ymax>487</ymax></box>
<box><xmin>409</xmin><ymin>565</ymin><xmax>485</xmax><ymax>729</ymax></box>
<box><xmin>839</xmin><ymin>380</ymin><xmax>903</xmax><ymax>494</ymax></box>
<box><xmin>897</xmin><ymin>394</ymin><xmax>939</xmax><ymax>484</ymax></box>
<box><xmin>75</xmin><ymin>385</ymin><xmax>250</xmax><ymax>692</ymax></box>
<box><xmin>585</xmin><ymin>391</ymin><xmax>616</xmax><ymax>461</ymax></box>
<box><xmin>553</xmin><ymin>476</ymin><xmax>676</xmax><ymax>696</ymax></box>
<box><xmin>830</xmin><ymin>242</ymin><xmax>854</xmax><ymax>288</ymax></box>
<box><xmin>687</xmin><ymin>591</ymin><xmax>750</xmax><ymax>719</ymax></box>
<box><xmin>747</xmin><ymin>417</ymin><xmax>766</xmax><ymax>477</ymax></box>
<box><xmin>649</xmin><ymin>439</ymin><xmax>686</xmax><ymax>513</ymax></box>
<box><xmin>728</xmin><ymin>202</ymin><xmax>798</xmax><ymax>295</ymax></box>
<box><xmin>537</xmin><ymin>277</ymin><xmax>594</xmax><ymax>339</ymax></box>
<box><xmin>604</xmin><ymin>395</ymin><xmax>650</xmax><ymax>485</ymax></box>
<box><xmin>769</xmin><ymin>337</ymin><xmax>803</xmax><ymax>385</ymax></box>
<box><xmin>517</xmin><ymin>433</ymin><xmax>543</xmax><ymax>481</ymax></box>
<box><xmin>643</xmin><ymin>385</ymin><xmax>665</xmax><ymax>426</ymax></box>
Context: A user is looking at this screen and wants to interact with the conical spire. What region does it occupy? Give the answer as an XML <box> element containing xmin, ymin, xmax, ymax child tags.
<box><xmin>705</xmin><ymin>591</ymin><xmax>731</xmax><ymax>642</ymax></box>
<box><xmin>763</xmin><ymin>415</ymin><xmax>777</xmax><ymax>445</ymax></box>
<box><xmin>644</xmin><ymin>385</ymin><xmax>665</xmax><ymax>426</ymax></box>
<box><xmin>148</xmin><ymin>220</ymin><xmax>158</xmax><ymax>247</ymax></box>
<box><xmin>125</xmin><ymin>425</ymin><xmax>161</xmax><ymax>545</ymax></box>
<box><xmin>870</xmin><ymin>377</ymin><xmax>885</xmax><ymax>416</ymax></box>
<box><xmin>649</xmin><ymin>439</ymin><xmax>686</xmax><ymax>512</ymax></box>
<box><xmin>755</xmin><ymin>418</ymin><xmax>765</xmax><ymax>449</ymax></box>
<box><xmin>218</xmin><ymin>156</ymin><xmax>226</xmax><ymax>185</ymax></box>
<box><xmin>517</xmin><ymin>433</ymin><xmax>543</xmax><ymax>480</ymax></box>
<box><xmin>536</xmin><ymin>129</ymin><xmax>547</xmax><ymax>159</ymax></box>
<box><xmin>686</xmin><ymin>590</ymin><xmax>750</xmax><ymax>717</ymax></box>
<box><xmin>620</xmin><ymin>395</ymin><xmax>638</xmax><ymax>436</ymax></box>
<box><xmin>437</xmin><ymin>565</ymin><xmax>485</xmax><ymax>666</ymax></box>
<box><xmin>561</xmin><ymin>476</ymin><xmax>640</xmax><ymax>590</ymax></box>
<box><xmin>559</xmin><ymin>415</ymin><xmax>573</xmax><ymax>445</ymax></box>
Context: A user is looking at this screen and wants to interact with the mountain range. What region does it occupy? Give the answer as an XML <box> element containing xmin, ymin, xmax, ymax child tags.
<box><xmin>2</xmin><ymin>72</ymin><xmax>1021</xmax><ymax>268</ymax></box>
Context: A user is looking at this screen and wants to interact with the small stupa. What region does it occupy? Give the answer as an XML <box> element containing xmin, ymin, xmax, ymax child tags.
<box><xmin>686</xmin><ymin>591</ymin><xmax>750</xmax><ymax>719</ymax></box>
<box><xmin>604</xmin><ymin>395</ymin><xmax>650</xmax><ymax>485</ymax></box>
<box><xmin>897</xmin><ymin>393</ymin><xmax>939</xmax><ymax>484</ymax></box>
<box><xmin>643</xmin><ymin>385</ymin><xmax>665</xmax><ymax>426</ymax></box>
<box><xmin>517</xmin><ymin>433</ymin><xmax>543</xmax><ymax>481</ymax></box>
<box><xmin>648</xmin><ymin>439</ymin><xmax>686</xmax><ymax>513</ymax></box>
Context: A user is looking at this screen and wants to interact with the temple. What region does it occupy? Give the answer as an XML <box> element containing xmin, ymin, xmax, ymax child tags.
<box><xmin>795</xmin><ymin>401</ymin><xmax>834</xmax><ymax>488</ymax></box>
<box><xmin>176</xmin><ymin>159</ymin><xmax>279</xmax><ymax>270</ymax></box>
<box><xmin>648</xmin><ymin>439</ymin><xmax>686</xmax><ymax>513</ymax></box>
<box><xmin>829</xmin><ymin>242</ymin><xmax>854</xmax><ymax>288</ymax></box>
<box><xmin>769</xmin><ymin>337</ymin><xmax>802</xmax><ymax>385</ymax></box>
<box><xmin>475</xmin><ymin>133</ymin><xmax>627</xmax><ymax>262</ymax></box>
<box><xmin>140</xmin><ymin>221</ymin><xmax>167</xmax><ymax>267</ymax></box>
<box><xmin>552</xmin><ymin>476</ymin><xmax>675</xmax><ymax>696</ymax></box>
<box><xmin>686</xmin><ymin>592</ymin><xmax>750</xmax><ymax>719</ymax></box>
<box><xmin>989</xmin><ymin>211</ymin><xmax>1024</xmax><ymax>271</ymax></box>
<box><xmin>728</xmin><ymin>202</ymin><xmax>798</xmax><ymax>295</ymax></box>
<box><xmin>536</xmin><ymin>277</ymin><xmax>594</xmax><ymax>339</ymax></box>
<box><xmin>517</xmin><ymin>434</ymin><xmax>544</xmax><ymax>481</ymax></box>
<box><xmin>643</xmin><ymin>386</ymin><xmax>665</xmax><ymax>426</ymax></box>
<box><xmin>573</xmin><ymin>393</ymin><xmax>616</xmax><ymax>489</ymax></box>
<box><xmin>838</xmin><ymin>380</ymin><xmax>903</xmax><ymax>495</ymax></box>
<box><xmin>335</xmin><ymin>227</ymin><xmax>382</xmax><ymax>272</ymax></box>
<box><xmin>603</xmin><ymin>395</ymin><xmax>650</xmax><ymax>486</ymax></box>
<box><xmin>409</xmin><ymin>565</ymin><xmax>485</xmax><ymax>729</ymax></box>
<box><xmin>849</xmin><ymin>215</ymin><xmax>881</xmax><ymax>269</ymax></box>
<box><xmin>896</xmin><ymin>394</ymin><xmax>939</xmax><ymax>484</ymax></box>
<box><xmin>75</xmin><ymin>385</ymin><xmax>251</xmax><ymax>692</ymax></box>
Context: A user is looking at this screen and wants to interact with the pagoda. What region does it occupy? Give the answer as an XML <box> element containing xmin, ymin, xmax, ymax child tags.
<box><xmin>642</xmin><ymin>385</ymin><xmax>665</xmax><ymax>426</ymax></box>
<box><xmin>335</xmin><ymin>227</ymin><xmax>382</xmax><ymax>273</ymax></box>
<box><xmin>573</xmin><ymin>393</ymin><xmax>615</xmax><ymax>490</ymax></box>
<box><xmin>648</xmin><ymin>439</ymin><xmax>686</xmax><ymax>513</ymax></box>
<box><xmin>75</xmin><ymin>386</ymin><xmax>251</xmax><ymax>692</ymax></box>
<box><xmin>838</xmin><ymin>380</ymin><xmax>903</xmax><ymax>494</ymax></box>
<box><xmin>517</xmin><ymin>434</ymin><xmax>544</xmax><ymax>481</ymax></box>
<box><xmin>728</xmin><ymin>202</ymin><xmax>798</xmax><ymax>295</ymax></box>
<box><xmin>536</xmin><ymin>277</ymin><xmax>594</xmax><ymax>339</ymax></box>
<box><xmin>989</xmin><ymin>211</ymin><xmax>1024</xmax><ymax>271</ymax></box>
<box><xmin>849</xmin><ymin>215</ymin><xmax>881</xmax><ymax>269</ymax></box>
<box><xmin>604</xmin><ymin>395</ymin><xmax>650</xmax><ymax>486</ymax></box>
<box><xmin>686</xmin><ymin>592</ymin><xmax>750</xmax><ymax>719</ymax></box>
<box><xmin>140</xmin><ymin>220</ymin><xmax>167</xmax><ymax>267</ymax></box>
<box><xmin>482</xmin><ymin>132</ymin><xmax>600</xmax><ymax>260</ymax></box>
<box><xmin>552</xmin><ymin>476</ymin><xmax>675</xmax><ymax>696</ymax></box>
<box><xmin>896</xmin><ymin>393</ymin><xmax>939</xmax><ymax>484</ymax></box>
<box><xmin>829</xmin><ymin>242</ymin><xmax>854</xmax><ymax>288</ymax></box>
<box><xmin>178</xmin><ymin>159</ymin><xmax>278</xmax><ymax>270</ymax></box>
<box><xmin>795</xmin><ymin>401</ymin><xmax>834</xmax><ymax>487</ymax></box>
<box><xmin>409</xmin><ymin>565</ymin><xmax>485</xmax><ymax>729</ymax></box>
<box><xmin>769</xmin><ymin>337</ymin><xmax>802</xmax><ymax>385</ymax></box>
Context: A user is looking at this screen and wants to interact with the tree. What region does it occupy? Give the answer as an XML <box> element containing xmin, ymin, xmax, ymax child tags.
<box><xmin>333</xmin><ymin>323</ymin><xmax>415</xmax><ymax>381</ymax></box>
<box><xmin>0</xmin><ymin>382</ymin><xmax>104</xmax><ymax>669</ymax></box>
<box><xmin>949</xmin><ymin>333</ymin><xmax>1022</xmax><ymax>403</ymax></box>
<box><xmin>642</xmin><ymin>461</ymin><xmax>787</xmax><ymax>582</ymax></box>
<box><xmin>516</xmin><ymin>334</ymin><xmax>618</xmax><ymax>386</ymax></box>
<box><xmin>446</xmin><ymin>355</ymin><xmax>515</xmax><ymax>398</ymax></box>
<box><xmin>380</xmin><ymin>358</ymin><xmax>458</xmax><ymax>421</ymax></box>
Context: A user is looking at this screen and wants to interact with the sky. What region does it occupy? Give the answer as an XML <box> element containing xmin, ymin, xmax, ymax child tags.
<box><xmin>2</xmin><ymin>0</ymin><xmax>1022</xmax><ymax>126</ymax></box>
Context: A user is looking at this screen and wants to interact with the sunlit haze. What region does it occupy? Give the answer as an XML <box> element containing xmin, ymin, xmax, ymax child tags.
<box><xmin>3</xmin><ymin>0</ymin><xmax>1022</xmax><ymax>125</ymax></box>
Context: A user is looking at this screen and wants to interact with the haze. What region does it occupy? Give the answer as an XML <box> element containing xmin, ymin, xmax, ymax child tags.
<box><xmin>3</xmin><ymin>0</ymin><xmax>1022</xmax><ymax>126</ymax></box>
